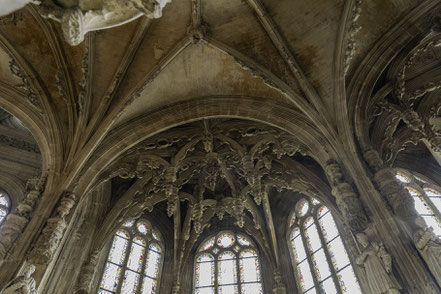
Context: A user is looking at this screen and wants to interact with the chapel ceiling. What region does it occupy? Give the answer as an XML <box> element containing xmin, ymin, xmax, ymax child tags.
<box><xmin>0</xmin><ymin>0</ymin><xmax>440</xmax><ymax>203</ymax></box>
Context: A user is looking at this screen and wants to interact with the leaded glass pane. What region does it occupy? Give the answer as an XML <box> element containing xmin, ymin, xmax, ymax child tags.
<box><xmin>201</xmin><ymin>236</ymin><xmax>215</xmax><ymax>251</ymax></box>
<box><xmin>195</xmin><ymin>256</ymin><xmax>214</xmax><ymax>287</ymax></box>
<box><xmin>140</xmin><ymin>276</ymin><xmax>157</xmax><ymax>294</ymax></box>
<box><xmin>121</xmin><ymin>270</ymin><xmax>140</xmax><ymax>294</ymax></box>
<box><xmin>241</xmin><ymin>283</ymin><xmax>263</xmax><ymax>294</ymax></box>
<box><xmin>327</xmin><ymin>237</ymin><xmax>350</xmax><ymax>271</ymax></box>
<box><xmin>318</xmin><ymin>209</ymin><xmax>339</xmax><ymax>242</ymax></box>
<box><xmin>304</xmin><ymin>219</ymin><xmax>322</xmax><ymax>252</ymax></box>
<box><xmin>396</xmin><ymin>172</ymin><xmax>411</xmax><ymax>183</ymax></box>
<box><xmin>137</xmin><ymin>222</ymin><xmax>149</xmax><ymax>234</ymax></box>
<box><xmin>217</xmin><ymin>232</ymin><xmax>235</xmax><ymax>248</ymax></box>
<box><xmin>218</xmin><ymin>284</ymin><xmax>238</xmax><ymax>294</ymax></box>
<box><xmin>237</xmin><ymin>234</ymin><xmax>252</xmax><ymax>246</ymax></box>
<box><xmin>127</xmin><ymin>241</ymin><xmax>145</xmax><ymax>272</ymax></box>
<box><xmin>108</xmin><ymin>235</ymin><xmax>129</xmax><ymax>265</ymax></box>
<box><xmin>0</xmin><ymin>208</ymin><xmax>6</xmax><ymax>223</ymax></box>
<box><xmin>291</xmin><ymin>228</ymin><xmax>307</xmax><ymax>263</ymax></box>
<box><xmin>239</xmin><ymin>256</ymin><xmax>260</xmax><ymax>282</ymax></box>
<box><xmin>298</xmin><ymin>261</ymin><xmax>315</xmax><ymax>291</ymax></box>
<box><xmin>321</xmin><ymin>277</ymin><xmax>337</xmax><ymax>294</ymax></box>
<box><xmin>100</xmin><ymin>262</ymin><xmax>122</xmax><ymax>292</ymax></box>
<box><xmin>195</xmin><ymin>287</ymin><xmax>215</xmax><ymax>294</ymax></box>
<box><xmin>149</xmin><ymin>243</ymin><xmax>161</xmax><ymax>253</ymax></box>
<box><xmin>239</xmin><ymin>249</ymin><xmax>257</xmax><ymax>258</ymax></box>
<box><xmin>296</xmin><ymin>198</ymin><xmax>309</xmax><ymax>217</ymax></box>
<box><xmin>0</xmin><ymin>194</ymin><xmax>8</xmax><ymax>207</ymax></box>
<box><xmin>123</xmin><ymin>220</ymin><xmax>135</xmax><ymax>227</ymax></box>
<box><xmin>339</xmin><ymin>266</ymin><xmax>362</xmax><ymax>293</ymax></box>
<box><xmin>312</xmin><ymin>248</ymin><xmax>331</xmax><ymax>281</ymax></box>
<box><xmin>218</xmin><ymin>252</ymin><xmax>237</xmax><ymax>285</ymax></box>
<box><xmin>425</xmin><ymin>188</ymin><xmax>441</xmax><ymax>213</ymax></box>
<box><xmin>145</xmin><ymin>249</ymin><xmax>160</xmax><ymax>278</ymax></box>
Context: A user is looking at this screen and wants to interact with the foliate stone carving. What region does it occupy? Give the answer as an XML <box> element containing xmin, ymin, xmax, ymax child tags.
<box><xmin>28</xmin><ymin>192</ymin><xmax>76</xmax><ymax>265</ymax></box>
<box><xmin>74</xmin><ymin>250</ymin><xmax>99</xmax><ymax>294</ymax></box>
<box><xmin>343</xmin><ymin>0</ymin><xmax>362</xmax><ymax>75</ymax></box>
<box><xmin>413</xmin><ymin>217</ymin><xmax>441</xmax><ymax>286</ymax></box>
<box><xmin>0</xmin><ymin>174</ymin><xmax>47</xmax><ymax>260</ymax></box>
<box><xmin>325</xmin><ymin>161</ymin><xmax>368</xmax><ymax>232</ymax></box>
<box><xmin>0</xmin><ymin>263</ymin><xmax>37</xmax><ymax>294</ymax></box>
<box><xmin>355</xmin><ymin>233</ymin><xmax>401</xmax><ymax>293</ymax></box>
<box><xmin>8</xmin><ymin>58</ymin><xmax>42</xmax><ymax>112</ymax></box>
<box><xmin>35</xmin><ymin>0</ymin><xmax>172</xmax><ymax>46</ymax></box>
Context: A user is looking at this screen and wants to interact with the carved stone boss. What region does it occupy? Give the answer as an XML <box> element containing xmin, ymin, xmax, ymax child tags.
<box><xmin>34</xmin><ymin>0</ymin><xmax>172</xmax><ymax>46</ymax></box>
<box><xmin>28</xmin><ymin>192</ymin><xmax>76</xmax><ymax>265</ymax></box>
<box><xmin>0</xmin><ymin>174</ymin><xmax>47</xmax><ymax>260</ymax></box>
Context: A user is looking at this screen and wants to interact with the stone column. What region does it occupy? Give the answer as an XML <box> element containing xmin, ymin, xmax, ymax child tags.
<box><xmin>0</xmin><ymin>174</ymin><xmax>47</xmax><ymax>260</ymax></box>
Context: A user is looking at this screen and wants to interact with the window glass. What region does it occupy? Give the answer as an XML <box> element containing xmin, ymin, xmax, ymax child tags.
<box><xmin>97</xmin><ymin>219</ymin><xmax>162</xmax><ymax>294</ymax></box>
<box><xmin>288</xmin><ymin>197</ymin><xmax>362</xmax><ymax>293</ymax></box>
<box><xmin>194</xmin><ymin>231</ymin><xmax>263</xmax><ymax>294</ymax></box>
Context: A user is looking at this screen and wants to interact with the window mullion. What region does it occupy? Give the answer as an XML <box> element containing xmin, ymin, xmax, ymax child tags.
<box><xmin>300</xmin><ymin>225</ymin><xmax>320</xmax><ymax>291</ymax></box>
<box><xmin>116</xmin><ymin>235</ymin><xmax>132</xmax><ymax>293</ymax></box>
<box><xmin>135</xmin><ymin>238</ymin><xmax>149</xmax><ymax>294</ymax></box>
<box><xmin>236</xmin><ymin>252</ymin><xmax>241</xmax><ymax>294</ymax></box>
<box><xmin>421</xmin><ymin>189</ymin><xmax>441</xmax><ymax>222</ymax></box>
<box><xmin>314</xmin><ymin>213</ymin><xmax>342</xmax><ymax>294</ymax></box>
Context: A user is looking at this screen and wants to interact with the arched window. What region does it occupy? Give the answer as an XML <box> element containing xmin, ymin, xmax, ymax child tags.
<box><xmin>395</xmin><ymin>170</ymin><xmax>441</xmax><ymax>235</ymax></box>
<box><xmin>288</xmin><ymin>197</ymin><xmax>361</xmax><ymax>293</ymax></box>
<box><xmin>0</xmin><ymin>191</ymin><xmax>10</xmax><ymax>225</ymax></box>
<box><xmin>98</xmin><ymin>219</ymin><xmax>163</xmax><ymax>294</ymax></box>
<box><xmin>194</xmin><ymin>231</ymin><xmax>263</xmax><ymax>294</ymax></box>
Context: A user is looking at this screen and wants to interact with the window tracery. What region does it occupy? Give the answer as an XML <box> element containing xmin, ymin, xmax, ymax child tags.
<box><xmin>0</xmin><ymin>191</ymin><xmax>10</xmax><ymax>225</ymax></box>
<box><xmin>288</xmin><ymin>196</ymin><xmax>361</xmax><ymax>293</ymax></box>
<box><xmin>194</xmin><ymin>231</ymin><xmax>263</xmax><ymax>294</ymax></box>
<box><xmin>98</xmin><ymin>219</ymin><xmax>162</xmax><ymax>294</ymax></box>
<box><xmin>395</xmin><ymin>170</ymin><xmax>441</xmax><ymax>235</ymax></box>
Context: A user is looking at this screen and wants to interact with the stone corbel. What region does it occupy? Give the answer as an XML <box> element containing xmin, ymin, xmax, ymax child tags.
<box><xmin>27</xmin><ymin>192</ymin><xmax>76</xmax><ymax>265</ymax></box>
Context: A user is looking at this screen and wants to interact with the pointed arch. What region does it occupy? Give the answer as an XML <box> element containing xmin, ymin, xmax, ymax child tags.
<box><xmin>288</xmin><ymin>196</ymin><xmax>362</xmax><ymax>293</ymax></box>
<box><xmin>97</xmin><ymin>219</ymin><xmax>163</xmax><ymax>294</ymax></box>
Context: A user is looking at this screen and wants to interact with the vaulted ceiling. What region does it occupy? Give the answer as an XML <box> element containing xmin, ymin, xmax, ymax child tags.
<box><xmin>0</xmin><ymin>0</ymin><xmax>440</xmax><ymax>205</ymax></box>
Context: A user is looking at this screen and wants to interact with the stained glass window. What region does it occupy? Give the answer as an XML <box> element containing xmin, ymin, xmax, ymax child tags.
<box><xmin>395</xmin><ymin>170</ymin><xmax>441</xmax><ymax>236</ymax></box>
<box><xmin>195</xmin><ymin>231</ymin><xmax>263</xmax><ymax>294</ymax></box>
<box><xmin>289</xmin><ymin>197</ymin><xmax>362</xmax><ymax>293</ymax></box>
<box><xmin>0</xmin><ymin>192</ymin><xmax>10</xmax><ymax>225</ymax></box>
<box><xmin>97</xmin><ymin>219</ymin><xmax>163</xmax><ymax>294</ymax></box>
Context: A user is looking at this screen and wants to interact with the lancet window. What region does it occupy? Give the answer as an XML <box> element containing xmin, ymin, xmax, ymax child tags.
<box><xmin>395</xmin><ymin>170</ymin><xmax>441</xmax><ymax>235</ymax></box>
<box><xmin>288</xmin><ymin>196</ymin><xmax>361</xmax><ymax>293</ymax></box>
<box><xmin>0</xmin><ymin>191</ymin><xmax>10</xmax><ymax>225</ymax></box>
<box><xmin>194</xmin><ymin>231</ymin><xmax>263</xmax><ymax>294</ymax></box>
<box><xmin>97</xmin><ymin>219</ymin><xmax>163</xmax><ymax>294</ymax></box>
